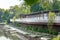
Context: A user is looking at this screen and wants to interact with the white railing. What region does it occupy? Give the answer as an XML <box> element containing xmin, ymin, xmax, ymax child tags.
<box><xmin>10</xmin><ymin>13</ymin><xmax>60</xmax><ymax>23</ymax></box>
<box><xmin>10</xmin><ymin>16</ymin><xmax>60</xmax><ymax>23</ymax></box>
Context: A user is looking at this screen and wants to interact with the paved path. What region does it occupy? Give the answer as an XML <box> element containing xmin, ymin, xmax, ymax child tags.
<box><xmin>4</xmin><ymin>25</ymin><xmax>29</xmax><ymax>40</ymax></box>
<box><xmin>4</xmin><ymin>25</ymin><xmax>30</xmax><ymax>34</ymax></box>
<box><xmin>4</xmin><ymin>25</ymin><xmax>52</xmax><ymax>40</ymax></box>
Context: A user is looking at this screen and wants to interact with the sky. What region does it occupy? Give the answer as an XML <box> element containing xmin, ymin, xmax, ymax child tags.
<box><xmin>0</xmin><ymin>0</ymin><xmax>23</xmax><ymax>9</ymax></box>
<box><xmin>0</xmin><ymin>0</ymin><xmax>60</xmax><ymax>9</ymax></box>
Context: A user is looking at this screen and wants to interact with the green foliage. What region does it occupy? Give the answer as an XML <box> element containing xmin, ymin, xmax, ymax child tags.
<box><xmin>20</xmin><ymin>5</ymin><xmax>31</xmax><ymax>14</ymax></box>
<box><xmin>51</xmin><ymin>29</ymin><xmax>58</xmax><ymax>35</ymax></box>
<box><xmin>9</xmin><ymin>0</ymin><xmax>60</xmax><ymax>15</ymax></box>
<box><xmin>11</xmin><ymin>5</ymin><xmax>21</xmax><ymax>17</ymax></box>
<box><xmin>24</xmin><ymin>0</ymin><xmax>60</xmax><ymax>11</ymax></box>
<box><xmin>24</xmin><ymin>0</ymin><xmax>38</xmax><ymax>6</ymax></box>
<box><xmin>48</xmin><ymin>12</ymin><xmax>56</xmax><ymax>34</ymax></box>
<box><xmin>53</xmin><ymin>0</ymin><xmax>60</xmax><ymax>10</ymax></box>
<box><xmin>30</xmin><ymin>3</ymin><xmax>43</xmax><ymax>12</ymax></box>
<box><xmin>52</xmin><ymin>35</ymin><xmax>60</xmax><ymax>40</ymax></box>
<box><xmin>1</xmin><ymin>10</ymin><xmax>10</xmax><ymax>23</ymax></box>
<box><xmin>25</xmin><ymin>25</ymin><xmax>58</xmax><ymax>35</ymax></box>
<box><xmin>13</xmin><ymin>23</ymin><xmax>21</xmax><ymax>27</ymax></box>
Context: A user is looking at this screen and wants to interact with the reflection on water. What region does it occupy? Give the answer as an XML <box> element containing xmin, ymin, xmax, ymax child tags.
<box><xmin>0</xmin><ymin>28</ymin><xmax>20</xmax><ymax>40</ymax></box>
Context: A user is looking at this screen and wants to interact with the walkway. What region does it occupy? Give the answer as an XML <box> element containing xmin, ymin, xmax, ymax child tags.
<box><xmin>4</xmin><ymin>25</ymin><xmax>51</xmax><ymax>40</ymax></box>
<box><xmin>4</xmin><ymin>25</ymin><xmax>29</xmax><ymax>40</ymax></box>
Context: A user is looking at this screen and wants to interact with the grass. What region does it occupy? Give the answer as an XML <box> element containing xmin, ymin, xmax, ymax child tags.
<box><xmin>52</xmin><ymin>35</ymin><xmax>60</xmax><ymax>40</ymax></box>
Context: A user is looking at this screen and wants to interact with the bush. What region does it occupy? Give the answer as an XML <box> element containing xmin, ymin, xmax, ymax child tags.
<box><xmin>25</xmin><ymin>25</ymin><xmax>58</xmax><ymax>35</ymax></box>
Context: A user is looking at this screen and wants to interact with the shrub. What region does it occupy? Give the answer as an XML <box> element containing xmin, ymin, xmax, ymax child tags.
<box><xmin>48</xmin><ymin>12</ymin><xmax>56</xmax><ymax>34</ymax></box>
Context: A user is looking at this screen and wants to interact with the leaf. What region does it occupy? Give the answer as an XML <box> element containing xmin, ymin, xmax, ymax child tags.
<box><xmin>24</xmin><ymin>0</ymin><xmax>38</xmax><ymax>5</ymax></box>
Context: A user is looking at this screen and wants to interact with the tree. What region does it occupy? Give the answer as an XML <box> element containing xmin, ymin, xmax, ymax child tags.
<box><xmin>0</xmin><ymin>9</ymin><xmax>5</xmax><ymax>22</ymax></box>
<box><xmin>24</xmin><ymin>0</ymin><xmax>53</xmax><ymax>10</ymax></box>
<box><xmin>53</xmin><ymin>0</ymin><xmax>60</xmax><ymax>10</ymax></box>
<box><xmin>30</xmin><ymin>3</ymin><xmax>44</xmax><ymax>12</ymax></box>
<box><xmin>24</xmin><ymin>0</ymin><xmax>39</xmax><ymax>6</ymax></box>
<box><xmin>48</xmin><ymin>12</ymin><xmax>56</xmax><ymax>34</ymax></box>
<box><xmin>2</xmin><ymin>10</ymin><xmax>10</xmax><ymax>23</ymax></box>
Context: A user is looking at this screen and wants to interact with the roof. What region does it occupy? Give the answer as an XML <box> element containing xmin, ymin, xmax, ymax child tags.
<box><xmin>20</xmin><ymin>10</ymin><xmax>60</xmax><ymax>16</ymax></box>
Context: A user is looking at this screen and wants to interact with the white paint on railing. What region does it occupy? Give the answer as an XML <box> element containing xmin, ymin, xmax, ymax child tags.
<box><xmin>10</xmin><ymin>16</ymin><xmax>60</xmax><ymax>23</ymax></box>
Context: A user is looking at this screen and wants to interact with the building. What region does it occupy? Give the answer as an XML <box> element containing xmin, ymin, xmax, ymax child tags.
<box><xmin>10</xmin><ymin>10</ymin><xmax>60</xmax><ymax>32</ymax></box>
